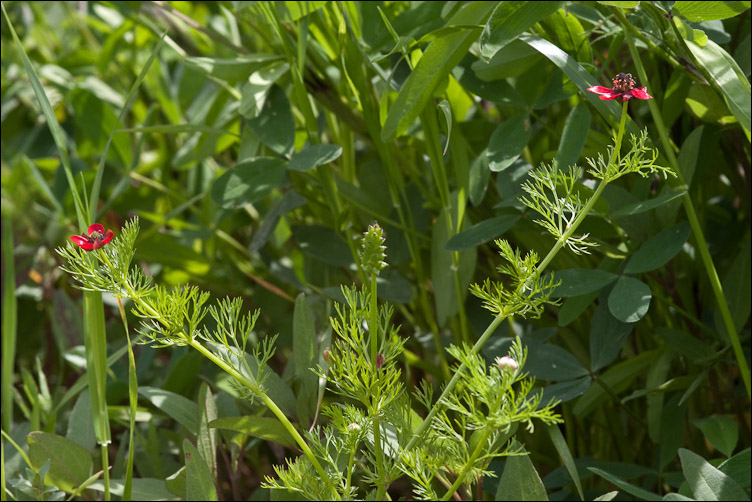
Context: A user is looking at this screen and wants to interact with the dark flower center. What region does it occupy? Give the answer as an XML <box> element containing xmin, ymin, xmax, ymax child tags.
<box><xmin>612</xmin><ymin>72</ymin><xmax>637</xmax><ymax>92</ymax></box>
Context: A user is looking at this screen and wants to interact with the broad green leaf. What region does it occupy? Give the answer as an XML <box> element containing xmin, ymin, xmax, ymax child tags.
<box><xmin>454</xmin><ymin>60</ymin><xmax>527</xmax><ymax>106</ymax></box>
<box><xmin>546</xmin><ymin>425</ymin><xmax>584</xmax><ymax>501</ymax></box>
<box><xmin>66</xmin><ymin>389</ymin><xmax>96</xmax><ymax>452</ymax></box>
<box><xmin>692</xmin><ymin>416</ymin><xmax>739</xmax><ymax>457</ymax></box>
<box><xmin>276</xmin><ymin>1</ymin><xmax>329</xmax><ymax>21</ymax></box>
<box><xmin>608</xmin><ymin>276</ymin><xmax>651</xmax><ymax>323</ymax></box>
<box><xmin>444</xmin><ymin>214</ymin><xmax>520</xmax><ymax>250</ymax></box>
<box><xmin>139</xmin><ymin>387</ymin><xmax>198</xmax><ymax>435</ymax></box>
<box><xmin>293</xmin><ymin>293</ymin><xmax>318</xmax><ymax>425</ymax></box>
<box><xmin>480</xmin><ymin>1</ymin><xmax>565</xmax><ymax>58</ymax></box>
<box><xmin>718</xmin><ymin>448</ymin><xmax>751</xmax><ymax>489</ymax></box>
<box><xmin>209</xmin><ymin>416</ymin><xmax>297</xmax><ymax>449</ymax></box>
<box><xmin>211</xmin><ymin>158</ymin><xmax>287</xmax><ymax>208</ymax></box>
<box><xmin>381</xmin><ymin>2</ymin><xmax>496</xmax><ymax>141</ymax></box>
<box><xmin>496</xmin><ymin>441</ymin><xmax>548</xmax><ymax>501</ymax></box>
<box><xmin>659</xmin><ymin>128</ymin><xmax>703</xmax><ymax>226</ymax></box>
<box><xmin>685</xmin><ymin>83</ymin><xmax>738</xmax><ymax>125</ymax></box>
<box><xmin>590</xmin><ymin>303</ymin><xmax>634</xmax><ymax>371</ymax></box>
<box><xmin>162</xmin><ymin>351</ymin><xmax>202</xmax><ymax>397</ymax></box>
<box><xmin>662</xmin><ymin>71</ymin><xmax>694</xmax><ymax>129</ymax></box>
<box><xmin>679</xmin><ymin>448</ymin><xmax>748</xmax><ymax>501</ymax></box>
<box><xmin>623</xmin><ymin>223</ymin><xmax>691</xmax><ymax>274</ymax></box>
<box><xmin>469</xmin><ymin>152</ymin><xmax>491</xmax><ymax>206</ymax></box>
<box><xmin>287</xmin><ymin>144</ymin><xmax>343</xmax><ymax>171</ymax></box>
<box><xmin>196</xmin><ymin>383</ymin><xmax>218</xmax><ymax>481</ymax></box>
<box><xmin>593</xmin><ymin>491</ymin><xmax>620</xmax><ymax>501</ymax></box>
<box><xmin>246</xmin><ymin>84</ymin><xmax>295</xmax><ymax>156</ymax></box>
<box><xmin>674</xmin><ymin>1</ymin><xmax>750</xmax><ymax>21</ymax></box>
<box><xmin>659</xmin><ymin>393</ymin><xmax>688</xmax><ymax>470</ymax></box>
<box><xmin>674</xmin><ymin>16</ymin><xmax>710</xmax><ymax>45</ymax></box>
<box><xmin>714</xmin><ymin>235</ymin><xmax>751</xmax><ymax>333</ymax></box>
<box><xmin>185</xmin><ymin>55</ymin><xmax>282</xmax><ymax>82</ymax></box>
<box><xmin>558</xmin><ymin>290</ymin><xmax>599</xmax><ymax>327</ymax></box>
<box><xmin>472</xmin><ymin>39</ymin><xmax>543</xmax><ymax>81</ymax></box>
<box><xmin>555</xmin><ymin>102</ymin><xmax>590</xmax><ymax>169</ymax></box>
<box><xmin>611</xmin><ymin>190</ymin><xmax>687</xmax><ymax>216</ymax></box>
<box><xmin>249</xmin><ymin>189</ymin><xmax>306</xmax><ymax>253</ymax></box>
<box><xmin>292</xmin><ymin>225</ymin><xmax>354</xmax><ymax>268</ymax></box>
<box><xmin>523</xmin><ymin>342</ymin><xmax>589</xmax><ymax>381</ymax></box>
<box><xmin>655</xmin><ymin>327</ymin><xmax>714</xmax><ymax>361</ymax></box>
<box><xmin>588</xmin><ymin>468</ymin><xmax>662</xmax><ymax>501</ymax></box>
<box><xmin>550</xmin><ymin>269</ymin><xmax>618</xmax><ymax>298</ymax></box>
<box><xmin>574</xmin><ymin>350</ymin><xmax>656</xmax><ymax>418</ymax></box>
<box><xmin>541</xmin><ymin>8</ymin><xmax>592</xmax><ymax>63</ymax></box>
<box><xmin>487</xmin><ymin>114</ymin><xmax>530</xmax><ymax>172</ymax></box>
<box><xmin>241</xmin><ymin>63</ymin><xmax>290</xmax><ymax>118</ymax></box>
<box><xmin>431</xmin><ymin>206</ymin><xmax>477</xmax><ymax>327</ymax></box>
<box><xmin>184</xmin><ymin>439</ymin><xmax>218</xmax><ymax>501</ymax></box>
<box><xmin>540</xmin><ymin>376</ymin><xmax>591</xmax><ymax>404</ymax></box>
<box><xmin>686</xmin><ymin>39</ymin><xmax>751</xmax><ymax>136</ymax></box>
<box><xmin>166</xmin><ymin>466</ymin><xmax>186</xmax><ymax>498</ymax></box>
<box><xmin>678</xmin><ymin>126</ymin><xmax>704</xmax><ymax>187</ymax></box>
<box><xmin>335</xmin><ymin>175</ymin><xmax>393</xmax><ymax>219</ymax></box>
<box><xmin>27</xmin><ymin>432</ymin><xmax>93</xmax><ymax>493</ymax></box>
<box><xmin>734</xmin><ymin>32</ymin><xmax>751</xmax><ymax>75</ymax></box>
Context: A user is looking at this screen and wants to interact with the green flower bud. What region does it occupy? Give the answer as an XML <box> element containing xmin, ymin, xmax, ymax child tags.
<box><xmin>360</xmin><ymin>222</ymin><xmax>387</xmax><ymax>276</ymax></box>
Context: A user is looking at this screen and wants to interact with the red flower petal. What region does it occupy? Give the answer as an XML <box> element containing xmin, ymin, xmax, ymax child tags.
<box><xmin>101</xmin><ymin>230</ymin><xmax>114</xmax><ymax>245</ymax></box>
<box><xmin>587</xmin><ymin>86</ymin><xmax>615</xmax><ymax>95</ymax></box>
<box><xmin>88</xmin><ymin>223</ymin><xmax>105</xmax><ymax>235</ymax></box>
<box><xmin>628</xmin><ymin>87</ymin><xmax>652</xmax><ymax>100</ymax></box>
<box><xmin>70</xmin><ymin>235</ymin><xmax>94</xmax><ymax>250</ymax></box>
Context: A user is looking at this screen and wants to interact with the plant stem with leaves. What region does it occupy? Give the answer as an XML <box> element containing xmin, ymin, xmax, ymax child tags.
<box><xmin>406</xmin><ymin>99</ymin><xmax>673</xmax><ymax>454</ymax></box>
<box><xmin>57</xmin><ymin>219</ymin><xmax>340</xmax><ymax>500</ymax></box>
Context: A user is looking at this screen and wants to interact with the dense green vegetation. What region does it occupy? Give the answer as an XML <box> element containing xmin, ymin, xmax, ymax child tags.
<box><xmin>1</xmin><ymin>1</ymin><xmax>750</xmax><ymax>500</ymax></box>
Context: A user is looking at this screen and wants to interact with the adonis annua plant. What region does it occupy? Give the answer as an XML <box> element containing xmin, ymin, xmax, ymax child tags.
<box><xmin>58</xmin><ymin>76</ymin><xmax>672</xmax><ymax>500</ymax></box>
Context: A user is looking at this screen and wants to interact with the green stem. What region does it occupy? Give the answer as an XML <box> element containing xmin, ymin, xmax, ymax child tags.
<box><xmin>409</xmin><ymin>102</ymin><xmax>632</xmax><ymax>452</ymax></box>
<box><xmin>344</xmin><ymin>444</ymin><xmax>357</xmax><ymax>498</ymax></box>
<box><xmin>115</xmin><ymin>298</ymin><xmax>136</xmax><ymax>501</ymax></box>
<box><xmin>1</xmin><ymin>215</ymin><xmax>17</xmax><ymax>433</ymax></box>
<box><xmin>188</xmin><ymin>341</ymin><xmax>340</xmax><ymax>498</ymax></box>
<box><xmin>405</xmin><ymin>313</ymin><xmax>506</xmax><ymax>451</ymax></box>
<box><xmin>615</xmin><ymin>8</ymin><xmax>751</xmax><ymax>401</ymax></box>
<box><xmin>441</xmin><ymin>429</ymin><xmax>491</xmax><ymax>501</ymax></box>
<box><xmin>100</xmin><ymin>444</ymin><xmax>110</xmax><ymax>501</ymax></box>
<box><xmin>538</xmin><ymin>101</ymin><xmax>628</xmax><ymax>273</ymax></box>
<box><xmin>104</xmin><ymin>255</ymin><xmax>340</xmax><ymax>500</ymax></box>
<box><xmin>369</xmin><ymin>274</ymin><xmax>386</xmax><ymax>499</ymax></box>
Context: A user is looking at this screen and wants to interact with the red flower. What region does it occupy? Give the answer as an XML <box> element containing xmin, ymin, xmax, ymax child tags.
<box><xmin>70</xmin><ymin>223</ymin><xmax>114</xmax><ymax>251</ymax></box>
<box><xmin>587</xmin><ymin>72</ymin><xmax>652</xmax><ymax>101</ymax></box>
